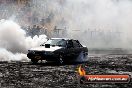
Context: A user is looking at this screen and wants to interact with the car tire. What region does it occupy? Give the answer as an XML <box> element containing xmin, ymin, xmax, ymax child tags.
<box><xmin>75</xmin><ymin>51</ymin><xmax>87</xmax><ymax>63</ymax></box>
<box><xmin>31</xmin><ymin>59</ymin><xmax>38</xmax><ymax>64</ymax></box>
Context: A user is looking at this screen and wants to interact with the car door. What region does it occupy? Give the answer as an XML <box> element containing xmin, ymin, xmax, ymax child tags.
<box><xmin>65</xmin><ymin>40</ymin><xmax>75</xmax><ymax>58</ymax></box>
<box><xmin>72</xmin><ymin>40</ymin><xmax>82</xmax><ymax>57</ymax></box>
<box><xmin>74</xmin><ymin>40</ymin><xmax>88</xmax><ymax>56</ymax></box>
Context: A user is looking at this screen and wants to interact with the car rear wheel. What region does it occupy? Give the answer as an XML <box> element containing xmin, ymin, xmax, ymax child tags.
<box><xmin>75</xmin><ymin>51</ymin><xmax>88</xmax><ymax>63</ymax></box>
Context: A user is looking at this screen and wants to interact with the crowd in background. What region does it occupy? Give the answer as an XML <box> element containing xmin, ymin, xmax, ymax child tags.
<box><xmin>0</xmin><ymin>0</ymin><xmax>66</xmax><ymax>38</ymax></box>
<box><xmin>22</xmin><ymin>25</ymin><xmax>48</xmax><ymax>37</ymax></box>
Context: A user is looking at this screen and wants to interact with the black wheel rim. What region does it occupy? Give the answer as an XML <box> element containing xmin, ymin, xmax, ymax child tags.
<box><xmin>59</xmin><ymin>55</ymin><xmax>63</xmax><ymax>64</ymax></box>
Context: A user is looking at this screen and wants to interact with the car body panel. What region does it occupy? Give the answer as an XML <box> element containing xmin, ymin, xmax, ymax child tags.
<box><xmin>27</xmin><ymin>38</ymin><xmax>88</xmax><ymax>63</ymax></box>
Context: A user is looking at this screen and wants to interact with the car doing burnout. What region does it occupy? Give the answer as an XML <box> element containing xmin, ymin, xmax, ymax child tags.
<box><xmin>27</xmin><ymin>38</ymin><xmax>88</xmax><ymax>64</ymax></box>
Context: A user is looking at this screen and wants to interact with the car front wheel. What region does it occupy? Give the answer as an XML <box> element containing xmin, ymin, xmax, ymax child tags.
<box><xmin>31</xmin><ymin>59</ymin><xmax>38</xmax><ymax>64</ymax></box>
<box><xmin>58</xmin><ymin>55</ymin><xmax>64</xmax><ymax>64</ymax></box>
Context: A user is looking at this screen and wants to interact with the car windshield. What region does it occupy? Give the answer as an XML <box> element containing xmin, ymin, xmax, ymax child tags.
<box><xmin>44</xmin><ymin>39</ymin><xmax>66</xmax><ymax>47</ymax></box>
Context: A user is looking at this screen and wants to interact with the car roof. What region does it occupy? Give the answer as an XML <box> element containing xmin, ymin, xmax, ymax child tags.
<box><xmin>51</xmin><ymin>38</ymin><xmax>71</xmax><ymax>40</ymax></box>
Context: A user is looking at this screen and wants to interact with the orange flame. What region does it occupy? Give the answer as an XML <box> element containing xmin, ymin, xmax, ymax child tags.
<box><xmin>78</xmin><ymin>65</ymin><xmax>86</xmax><ymax>76</ymax></box>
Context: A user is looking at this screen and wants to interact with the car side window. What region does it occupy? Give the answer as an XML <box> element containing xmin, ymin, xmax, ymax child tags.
<box><xmin>67</xmin><ymin>40</ymin><xmax>74</xmax><ymax>48</ymax></box>
<box><xmin>76</xmin><ymin>40</ymin><xmax>83</xmax><ymax>47</ymax></box>
<box><xmin>73</xmin><ymin>40</ymin><xmax>82</xmax><ymax>48</ymax></box>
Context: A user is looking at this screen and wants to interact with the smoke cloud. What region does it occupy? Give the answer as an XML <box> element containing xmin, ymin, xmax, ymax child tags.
<box><xmin>0</xmin><ymin>20</ymin><xmax>47</xmax><ymax>61</ymax></box>
<box><xmin>1</xmin><ymin>0</ymin><xmax>132</xmax><ymax>48</ymax></box>
<box><xmin>27</xmin><ymin>0</ymin><xmax>132</xmax><ymax>49</ymax></box>
<box><xmin>1</xmin><ymin>0</ymin><xmax>132</xmax><ymax>61</ymax></box>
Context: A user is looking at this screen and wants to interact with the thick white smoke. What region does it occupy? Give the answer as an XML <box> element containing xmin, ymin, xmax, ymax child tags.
<box><xmin>0</xmin><ymin>20</ymin><xmax>47</xmax><ymax>61</ymax></box>
<box><xmin>1</xmin><ymin>0</ymin><xmax>132</xmax><ymax>62</ymax></box>
<box><xmin>30</xmin><ymin>0</ymin><xmax>132</xmax><ymax>49</ymax></box>
<box><xmin>0</xmin><ymin>48</ymin><xmax>28</xmax><ymax>62</ymax></box>
<box><xmin>60</xmin><ymin>0</ymin><xmax>132</xmax><ymax>49</ymax></box>
<box><xmin>2</xmin><ymin>0</ymin><xmax>132</xmax><ymax>49</ymax></box>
